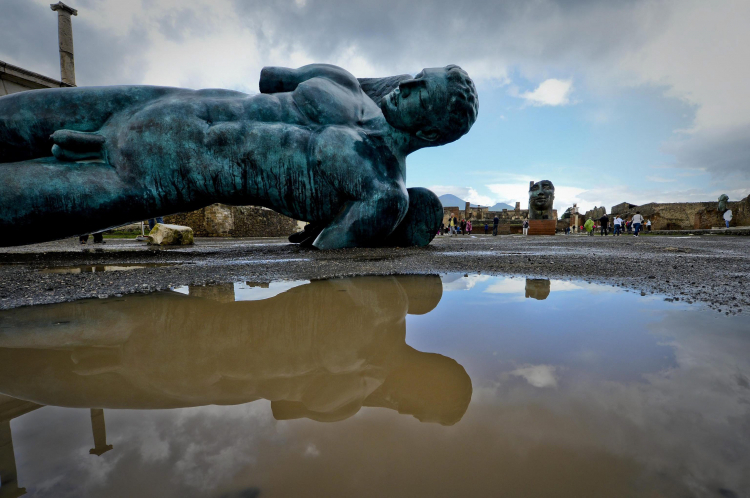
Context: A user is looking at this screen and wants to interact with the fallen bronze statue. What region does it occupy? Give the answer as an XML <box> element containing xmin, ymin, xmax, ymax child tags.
<box><xmin>0</xmin><ymin>64</ymin><xmax>478</xmax><ymax>248</ymax></box>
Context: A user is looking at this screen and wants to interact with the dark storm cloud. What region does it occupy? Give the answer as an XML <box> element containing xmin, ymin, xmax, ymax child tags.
<box><xmin>231</xmin><ymin>0</ymin><xmax>667</xmax><ymax>75</ymax></box>
<box><xmin>0</xmin><ymin>0</ymin><xmax>151</xmax><ymax>86</ymax></box>
<box><xmin>0</xmin><ymin>0</ymin><xmax>60</xmax><ymax>79</ymax></box>
<box><xmin>664</xmin><ymin>126</ymin><xmax>750</xmax><ymax>181</ymax></box>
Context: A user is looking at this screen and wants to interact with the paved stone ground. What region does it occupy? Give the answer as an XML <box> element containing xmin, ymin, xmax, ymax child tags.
<box><xmin>0</xmin><ymin>233</ymin><xmax>748</xmax><ymax>314</ymax></box>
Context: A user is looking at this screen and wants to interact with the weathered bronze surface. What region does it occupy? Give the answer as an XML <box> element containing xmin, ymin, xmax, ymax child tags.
<box><xmin>0</xmin><ymin>64</ymin><xmax>478</xmax><ymax>248</ymax></box>
<box><xmin>718</xmin><ymin>194</ymin><xmax>729</xmax><ymax>212</ymax></box>
<box><xmin>528</xmin><ymin>180</ymin><xmax>555</xmax><ymax>220</ymax></box>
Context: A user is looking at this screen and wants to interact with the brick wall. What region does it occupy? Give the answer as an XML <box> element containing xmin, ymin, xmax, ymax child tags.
<box><xmin>164</xmin><ymin>204</ymin><xmax>299</xmax><ymax>237</ymax></box>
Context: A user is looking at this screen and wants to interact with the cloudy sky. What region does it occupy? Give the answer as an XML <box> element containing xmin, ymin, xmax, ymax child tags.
<box><xmin>2</xmin><ymin>0</ymin><xmax>748</xmax><ymax>212</ymax></box>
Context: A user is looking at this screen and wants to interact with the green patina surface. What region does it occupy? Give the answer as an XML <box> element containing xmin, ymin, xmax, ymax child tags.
<box><xmin>0</xmin><ymin>64</ymin><xmax>477</xmax><ymax>249</ymax></box>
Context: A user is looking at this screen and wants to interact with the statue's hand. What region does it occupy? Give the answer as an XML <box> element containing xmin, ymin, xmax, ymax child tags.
<box><xmin>50</xmin><ymin>130</ymin><xmax>107</xmax><ymax>162</ymax></box>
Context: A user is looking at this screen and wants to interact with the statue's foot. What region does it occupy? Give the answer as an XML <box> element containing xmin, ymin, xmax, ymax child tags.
<box><xmin>382</xmin><ymin>187</ymin><xmax>443</xmax><ymax>247</ymax></box>
<box><xmin>289</xmin><ymin>222</ymin><xmax>325</xmax><ymax>247</ymax></box>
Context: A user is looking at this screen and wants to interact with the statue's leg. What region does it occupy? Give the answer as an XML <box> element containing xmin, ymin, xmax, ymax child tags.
<box><xmin>0</xmin><ymin>86</ymin><xmax>179</xmax><ymax>163</ymax></box>
<box><xmin>311</xmin><ymin>188</ymin><xmax>409</xmax><ymax>250</ymax></box>
<box><xmin>382</xmin><ymin>188</ymin><xmax>443</xmax><ymax>247</ymax></box>
<box><xmin>0</xmin><ymin>158</ymin><xmax>145</xmax><ymax>247</ymax></box>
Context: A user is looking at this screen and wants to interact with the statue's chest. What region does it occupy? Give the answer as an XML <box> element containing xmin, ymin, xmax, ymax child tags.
<box><xmin>292</xmin><ymin>79</ymin><xmax>374</xmax><ymax>126</ymax></box>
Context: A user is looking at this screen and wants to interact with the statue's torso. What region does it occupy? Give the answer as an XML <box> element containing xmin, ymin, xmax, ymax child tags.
<box><xmin>106</xmin><ymin>80</ymin><xmax>398</xmax><ymax>222</ymax></box>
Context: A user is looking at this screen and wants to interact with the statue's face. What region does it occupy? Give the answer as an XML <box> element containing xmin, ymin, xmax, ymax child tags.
<box><xmin>529</xmin><ymin>180</ymin><xmax>555</xmax><ymax>211</ymax></box>
<box><xmin>381</xmin><ymin>67</ymin><xmax>451</xmax><ymax>142</ymax></box>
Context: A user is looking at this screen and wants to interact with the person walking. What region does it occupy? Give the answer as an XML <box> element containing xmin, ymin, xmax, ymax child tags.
<box><xmin>466</xmin><ymin>219</ymin><xmax>472</xmax><ymax>235</ymax></box>
<box><xmin>626</xmin><ymin>220</ymin><xmax>632</xmax><ymax>233</ymax></box>
<box><xmin>646</xmin><ymin>219</ymin><xmax>652</xmax><ymax>232</ymax></box>
<box><xmin>453</xmin><ymin>215</ymin><xmax>459</xmax><ymax>236</ymax></box>
<box><xmin>484</xmin><ymin>222</ymin><xmax>489</xmax><ymax>235</ymax></box>
<box><xmin>632</xmin><ymin>211</ymin><xmax>644</xmax><ymax>237</ymax></box>
<box><xmin>584</xmin><ymin>218</ymin><xmax>594</xmax><ymax>236</ymax></box>
<box><xmin>460</xmin><ymin>219</ymin><xmax>467</xmax><ymax>235</ymax></box>
<box><xmin>522</xmin><ymin>219</ymin><xmax>529</xmax><ymax>236</ymax></box>
<box><xmin>599</xmin><ymin>213</ymin><xmax>609</xmax><ymax>236</ymax></box>
<box><xmin>492</xmin><ymin>215</ymin><xmax>499</xmax><ymax>236</ymax></box>
<box><xmin>613</xmin><ymin>215</ymin><xmax>623</xmax><ymax>236</ymax></box>
<box><xmin>724</xmin><ymin>209</ymin><xmax>733</xmax><ymax>228</ymax></box>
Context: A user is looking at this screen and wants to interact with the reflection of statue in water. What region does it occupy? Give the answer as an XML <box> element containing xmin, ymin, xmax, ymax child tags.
<box><xmin>525</xmin><ymin>279</ymin><xmax>551</xmax><ymax>300</ymax></box>
<box><xmin>528</xmin><ymin>180</ymin><xmax>555</xmax><ymax>220</ymax></box>
<box><xmin>0</xmin><ymin>276</ymin><xmax>471</xmax><ymax>426</ymax></box>
<box><xmin>0</xmin><ymin>64</ymin><xmax>478</xmax><ymax>249</ymax></box>
<box><xmin>718</xmin><ymin>194</ymin><xmax>729</xmax><ymax>212</ymax></box>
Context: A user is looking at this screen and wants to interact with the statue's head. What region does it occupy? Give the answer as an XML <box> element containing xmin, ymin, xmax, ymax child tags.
<box><xmin>364</xmin><ymin>351</ymin><xmax>473</xmax><ymax>426</ymax></box>
<box><xmin>381</xmin><ymin>65</ymin><xmax>478</xmax><ymax>146</ymax></box>
<box><xmin>718</xmin><ymin>194</ymin><xmax>729</xmax><ymax>212</ymax></box>
<box><xmin>529</xmin><ymin>180</ymin><xmax>555</xmax><ymax>217</ymax></box>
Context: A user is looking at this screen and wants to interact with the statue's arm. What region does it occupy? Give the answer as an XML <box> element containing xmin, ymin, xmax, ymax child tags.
<box><xmin>259</xmin><ymin>64</ymin><xmax>360</xmax><ymax>94</ymax></box>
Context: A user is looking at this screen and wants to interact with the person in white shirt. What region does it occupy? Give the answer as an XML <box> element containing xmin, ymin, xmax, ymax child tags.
<box><xmin>724</xmin><ymin>209</ymin><xmax>733</xmax><ymax>228</ymax></box>
<box><xmin>646</xmin><ymin>219</ymin><xmax>652</xmax><ymax>232</ymax></box>
<box><xmin>613</xmin><ymin>216</ymin><xmax>623</xmax><ymax>236</ymax></box>
<box><xmin>631</xmin><ymin>211</ymin><xmax>644</xmax><ymax>236</ymax></box>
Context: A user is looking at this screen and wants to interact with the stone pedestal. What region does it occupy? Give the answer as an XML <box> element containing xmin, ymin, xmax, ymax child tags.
<box><xmin>528</xmin><ymin>219</ymin><xmax>556</xmax><ymax>235</ymax></box>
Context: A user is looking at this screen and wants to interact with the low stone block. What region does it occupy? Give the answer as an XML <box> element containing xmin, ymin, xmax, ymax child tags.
<box><xmin>148</xmin><ymin>224</ymin><xmax>194</xmax><ymax>245</ymax></box>
<box><xmin>528</xmin><ymin>219</ymin><xmax>556</xmax><ymax>235</ymax></box>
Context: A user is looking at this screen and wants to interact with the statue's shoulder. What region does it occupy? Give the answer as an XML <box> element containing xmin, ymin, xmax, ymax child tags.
<box><xmin>292</xmin><ymin>78</ymin><xmax>378</xmax><ymax>126</ymax></box>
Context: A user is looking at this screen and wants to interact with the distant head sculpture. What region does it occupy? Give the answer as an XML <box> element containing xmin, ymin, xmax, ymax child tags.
<box><xmin>528</xmin><ymin>180</ymin><xmax>555</xmax><ymax>220</ymax></box>
<box><xmin>525</xmin><ymin>278</ymin><xmax>551</xmax><ymax>300</ymax></box>
<box><xmin>718</xmin><ymin>194</ymin><xmax>729</xmax><ymax>212</ymax></box>
<box><xmin>0</xmin><ymin>275</ymin><xmax>472</xmax><ymax>426</ymax></box>
<box><xmin>0</xmin><ymin>64</ymin><xmax>478</xmax><ymax>249</ymax></box>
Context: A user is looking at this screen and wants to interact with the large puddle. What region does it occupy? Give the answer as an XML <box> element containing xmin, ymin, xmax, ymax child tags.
<box><xmin>0</xmin><ymin>275</ymin><xmax>748</xmax><ymax>497</ymax></box>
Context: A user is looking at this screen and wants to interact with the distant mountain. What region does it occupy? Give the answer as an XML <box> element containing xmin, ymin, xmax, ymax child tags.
<box><xmin>438</xmin><ymin>194</ymin><xmax>516</xmax><ymax>210</ymax></box>
<box><xmin>438</xmin><ymin>194</ymin><xmax>476</xmax><ymax>207</ymax></box>
<box><xmin>490</xmin><ymin>202</ymin><xmax>515</xmax><ymax>211</ymax></box>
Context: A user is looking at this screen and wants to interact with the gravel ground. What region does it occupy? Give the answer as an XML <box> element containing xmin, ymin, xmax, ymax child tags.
<box><xmin>0</xmin><ymin>233</ymin><xmax>748</xmax><ymax>314</ymax></box>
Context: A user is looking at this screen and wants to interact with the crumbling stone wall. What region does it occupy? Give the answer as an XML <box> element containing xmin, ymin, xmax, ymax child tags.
<box><xmin>605</xmin><ymin>195</ymin><xmax>750</xmax><ymax>230</ymax></box>
<box><xmin>164</xmin><ymin>204</ymin><xmax>299</xmax><ymax>237</ymax></box>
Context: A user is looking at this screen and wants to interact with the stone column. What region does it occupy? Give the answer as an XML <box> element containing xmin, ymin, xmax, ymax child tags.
<box><xmin>50</xmin><ymin>2</ymin><xmax>78</xmax><ymax>86</ymax></box>
<box><xmin>464</xmin><ymin>202</ymin><xmax>470</xmax><ymax>220</ymax></box>
<box><xmin>0</xmin><ymin>419</ymin><xmax>25</xmax><ymax>498</ymax></box>
<box><xmin>88</xmin><ymin>409</ymin><xmax>113</xmax><ymax>456</ymax></box>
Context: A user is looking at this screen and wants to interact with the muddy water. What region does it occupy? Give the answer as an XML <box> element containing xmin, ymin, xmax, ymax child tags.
<box><xmin>40</xmin><ymin>263</ymin><xmax>176</xmax><ymax>274</ymax></box>
<box><xmin>0</xmin><ymin>275</ymin><xmax>748</xmax><ymax>498</ymax></box>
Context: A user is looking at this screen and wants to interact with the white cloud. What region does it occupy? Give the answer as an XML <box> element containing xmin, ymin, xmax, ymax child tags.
<box><xmin>511</xmin><ymin>365</ymin><xmax>558</xmax><ymax>388</ymax></box>
<box><xmin>441</xmin><ymin>274</ymin><xmax>492</xmax><ymax>292</ymax></box>
<box><xmin>519</xmin><ymin>79</ymin><xmax>573</xmax><ymax>106</ymax></box>
<box><xmin>427</xmin><ymin>186</ymin><xmax>496</xmax><ymax>207</ymax></box>
<box><xmin>645</xmin><ymin>176</ymin><xmax>676</xmax><ymax>183</ymax></box>
<box><xmin>486</xmin><ymin>183</ymin><xmax>589</xmax><ymax>213</ymax></box>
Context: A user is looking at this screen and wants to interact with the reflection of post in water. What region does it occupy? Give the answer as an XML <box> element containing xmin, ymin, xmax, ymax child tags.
<box><xmin>525</xmin><ymin>278</ymin><xmax>551</xmax><ymax>300</ymax></box>
<box><xmin>0</xmin><ymin>395</ymin><xmax>42</xmax><ymax>498</ymax></box>
<box><xmin>0</xmin><ymin>276</ymin><xmax>472</xmax><ymax>426</ymax></box>
<box><xmin>89</xmin><ymin>409</ymin><xmax>113</xmax><ymax>456</ymax></box>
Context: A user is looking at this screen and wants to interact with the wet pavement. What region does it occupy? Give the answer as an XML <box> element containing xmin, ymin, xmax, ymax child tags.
<box><xmin>0</xmin><ymin>234</ymin><xmax>749</xmax><ymax>314</ymax></box>
<box><xmin>0</xmin><ymin>274</ymin><xmax>748</xmax><ymax>497</ymax></box>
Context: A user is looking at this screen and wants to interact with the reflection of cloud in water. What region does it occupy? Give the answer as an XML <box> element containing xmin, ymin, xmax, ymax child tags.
<box><xmin>482</xmin><ymin>277</ymin><xmax>621</xmax><ymax>297</ymax></box>
<box><xmin>440</xmin><ymin>274</ymin><xmax>492</xmax><ymax>291</ymax></box>
<box><xmin>511</xmin><ymin>365</ymin><xmax>558</xmax><ymax>388</ymax></box>
<box><xmin>474</xmin><ymin>309</ymin><xmax>750</xmax><ymax>496</ymax></box>
<box><xmin>233</xmin><ymin>280</ymin><xmax>310</xmax><ymax>301</ymax></box>
<box><xmin>483</xmin><ymin>278</ymin><xmax>526</xmax><ymax>295</ymax></box>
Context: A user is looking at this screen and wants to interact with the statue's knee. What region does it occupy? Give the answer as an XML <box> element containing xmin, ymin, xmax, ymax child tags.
<box><xmin>384</xmin><ymin>187</ymin><xmax>442</xmax><ymax>247</ymax></box>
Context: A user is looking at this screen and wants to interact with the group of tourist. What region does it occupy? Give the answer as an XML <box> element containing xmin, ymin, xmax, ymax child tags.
<box><xmin>440</xmin><ymin>215</ymin><xmax>473</xmax><ymax>236</ymax></box>
<box><xmin>568</xmin><ymin>211</ymin><xmax>651</xmax><ymax>237</ymax></box>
